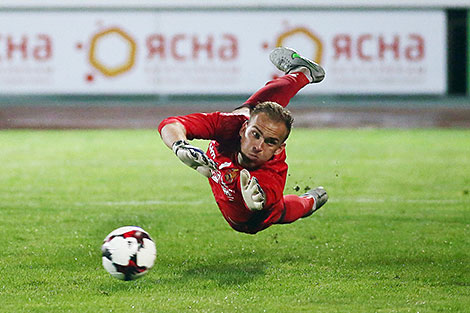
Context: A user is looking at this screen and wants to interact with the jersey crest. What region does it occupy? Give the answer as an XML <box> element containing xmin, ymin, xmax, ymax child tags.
<box><xmin>224</xmin><ymin>168</ymin><xmax>239</xmax><ymax>184</ymax></box>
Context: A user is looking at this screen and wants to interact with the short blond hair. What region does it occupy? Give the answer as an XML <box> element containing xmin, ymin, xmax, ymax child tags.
<box><xmin>251</xmin><ymin>101</ymin><xmax>293</xmax><ymax>142</ymax></box>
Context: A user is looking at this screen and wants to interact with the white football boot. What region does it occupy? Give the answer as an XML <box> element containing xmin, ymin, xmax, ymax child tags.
<box><xmin>301</xmin><ymin>186</ymin><xmax>328</xmax><ymax>217</ymax></box>
<box><xmin>269</xmin><ymin>47</ymin><xmax>325</xmax><ymax>83</ymax></box>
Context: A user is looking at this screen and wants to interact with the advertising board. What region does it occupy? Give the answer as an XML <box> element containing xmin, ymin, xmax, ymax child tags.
<box><xmin>0</xmin><ymin>11</ymin><xmax>446</xmax><ymax>95</ymax></box>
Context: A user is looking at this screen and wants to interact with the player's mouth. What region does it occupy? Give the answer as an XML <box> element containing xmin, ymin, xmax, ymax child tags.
<box><xmin>238</xmin><ymin>152</ymin><xmax>259</xmax><ymax>167</ymax></box>
<box><xmin>247</xmin><ymin>152</ymin><xmax>259</xmax><ymax>160</ymax></box>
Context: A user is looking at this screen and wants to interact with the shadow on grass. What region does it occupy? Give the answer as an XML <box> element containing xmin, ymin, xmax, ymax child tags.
<box><xmin>155</xmin><ymin>248</ymin><xmax>269</xmax><ymax>288</ymax></box>
<box><xmin>181</xmin><ymin>258</ymin><xmax>267</xmax><ymax>287</ymax></box>
<box><xmin>97</xmin><ymin>251</ymin><xmax>267</xmax><ymax>293</ymax></box>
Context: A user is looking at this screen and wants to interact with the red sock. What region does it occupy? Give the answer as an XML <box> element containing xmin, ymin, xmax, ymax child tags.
<box><xmin>243</xmin><ymin>73</ymin><xmax>310</xmax><ymax>108</ymax></box>
<box><xmin>277</xmin><ymin>194</ymin><xmax>315</xmax><ymax>224</ymax></box>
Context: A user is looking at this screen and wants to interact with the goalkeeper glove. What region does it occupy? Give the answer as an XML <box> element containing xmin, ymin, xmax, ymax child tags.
<box><xmin>172</xmin><ymin>140</ymin><xmax>217</xmax><ymax>178</ymax></box>
<box><xmin>239</xmin><ymin>169</ymin><xmax>265</xmax><ymax>211</ymax></box>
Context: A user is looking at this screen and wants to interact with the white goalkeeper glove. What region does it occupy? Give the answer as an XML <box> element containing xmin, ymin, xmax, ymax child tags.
<box><xmin>239</xmin><ymin>169</ymin><xmax>265</xmax><ymax>211</ymax></box>
<box><xmin>172</xmin><ymin>140</ymin><xmax>217</xmax><ymax>178</ymax></box>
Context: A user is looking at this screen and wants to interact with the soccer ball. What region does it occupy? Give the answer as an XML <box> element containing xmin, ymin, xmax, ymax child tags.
<box><xmin>101</xmin><ymin>226</ymin><xmax>157</xmax><ymax>281</ymax></box>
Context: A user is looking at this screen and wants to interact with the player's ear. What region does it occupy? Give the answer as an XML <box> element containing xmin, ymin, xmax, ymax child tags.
<box><xmin>239</xmin><ymin>121</ymin><xmax>248</xmax><ymax>137</ymax></box>
<box><xmin>274</xmin><ymin>142</ymin><xmax>286</xmax><ymax>155</ymax></box>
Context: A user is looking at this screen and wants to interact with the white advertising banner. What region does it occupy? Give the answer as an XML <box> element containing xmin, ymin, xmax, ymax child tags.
<box><xmin>0</xmin><ymin>11</ymin><xmax>446</xmax><ymax>95</ymax></box>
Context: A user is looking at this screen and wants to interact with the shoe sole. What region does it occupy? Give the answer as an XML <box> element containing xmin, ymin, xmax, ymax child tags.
<box><xmin>269</xmin><ymin>47</ymin><xmax>325</xmax><ymax>83</ymax></box>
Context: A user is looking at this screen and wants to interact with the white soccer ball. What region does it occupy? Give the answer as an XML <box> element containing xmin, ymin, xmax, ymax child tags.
<box><xmin>101</xmin><ymin>226</ymin><xmax>157</xmax><ymax>281</ymax></box>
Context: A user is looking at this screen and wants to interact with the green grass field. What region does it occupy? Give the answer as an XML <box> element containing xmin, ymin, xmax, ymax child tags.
<box><xmin>1</xmin><ymin>129</ymin><xmax>469</xmax><ymax>312</ymax></box>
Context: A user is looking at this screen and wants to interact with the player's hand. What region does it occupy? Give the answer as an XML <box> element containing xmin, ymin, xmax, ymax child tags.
<box><xmin>172</xmin><ymin>140</ymin><xmax>217</xmax><ymax>177</ymax></box>
<box><xmin>239</xmin><ymin>169</ymin><xmax>265</xmax><ymax>211</ymax></box>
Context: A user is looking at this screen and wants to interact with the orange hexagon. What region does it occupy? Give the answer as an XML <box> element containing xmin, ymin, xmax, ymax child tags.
<box><xmin>276</xmin><ymin>27</ymin><xmax>323</xmax><ymax>64</ymax></box>
<box><xmin>89</xmin><ymin>27</ymin><xmax>136</xmax><ymax>77</ymax></box>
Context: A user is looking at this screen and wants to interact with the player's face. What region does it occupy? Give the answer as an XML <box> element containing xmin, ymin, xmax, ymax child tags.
<box><xmin>238</xmin><ymin>112</ymin><xmax>288</xmax><ymax>169</ymax></box>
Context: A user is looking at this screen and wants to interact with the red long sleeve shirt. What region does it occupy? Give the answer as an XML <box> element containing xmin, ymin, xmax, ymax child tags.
<box><xmin>158</xmin><ymin>111</ymin><xmax>288</xmax><ymax>234</ymax></box>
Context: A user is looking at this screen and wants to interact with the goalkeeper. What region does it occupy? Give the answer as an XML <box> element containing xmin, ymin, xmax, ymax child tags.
<box><xmin>158</xmin><ymin>47</ymin><xmax>328</xmax><ymax>234</ymax></box>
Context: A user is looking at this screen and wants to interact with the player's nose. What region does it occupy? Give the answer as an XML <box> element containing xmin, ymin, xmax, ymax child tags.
<box><xmin>252</xmin><ymin>138</ymin><xmax>263</xmax><ymax>151</ymax></box>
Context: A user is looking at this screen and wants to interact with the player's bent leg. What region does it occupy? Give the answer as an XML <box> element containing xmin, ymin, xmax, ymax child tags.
<box><xmin>277</xmin><ymin>187</ymin><xmax>328</xmax><ymax>224</ymax></box>
<box><xmin>243</xmin><ymin>73</ymin><xmax>310</xmax><ymax>109</ymax></box>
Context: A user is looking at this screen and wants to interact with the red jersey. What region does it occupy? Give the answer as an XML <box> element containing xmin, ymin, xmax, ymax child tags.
<box><xmin>158</xmin><ymin>111</ymin><xmax>288</xmax><ymax>234</ymax></box>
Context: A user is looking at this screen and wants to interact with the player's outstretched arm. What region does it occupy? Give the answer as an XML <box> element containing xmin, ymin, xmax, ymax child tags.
<box><xmin>160</xmin><ymin>122</ymin><xmax>216</xmax><ymax>178</ymax></box>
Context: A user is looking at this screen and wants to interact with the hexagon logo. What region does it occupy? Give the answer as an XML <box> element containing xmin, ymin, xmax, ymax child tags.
<box><xmin>275</xmin><ymin>27</ymin><xmax>323</xmax><ymax>64</ymax></box>
<box><xmin>88</xmin><ymin>27</ymin><xmax>137</xmax><ymax>77</ymax></box>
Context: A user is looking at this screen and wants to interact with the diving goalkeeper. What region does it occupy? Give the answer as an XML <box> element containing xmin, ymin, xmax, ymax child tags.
<box><xmin>158</xmin><ymin>47</ymin><xmax>328</xmax><ymax>234</ymax></box>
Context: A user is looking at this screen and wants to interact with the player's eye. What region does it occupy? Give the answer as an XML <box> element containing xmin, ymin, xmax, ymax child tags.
<box><xmin>264</xmin><ymin>139</ymin><xmax>278</xmax><ymax>146</ymax></box>
<box><xmin>251</xmin><ymin>130</ymin><xmax>260</xmax><ymax>139</ymax></box>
